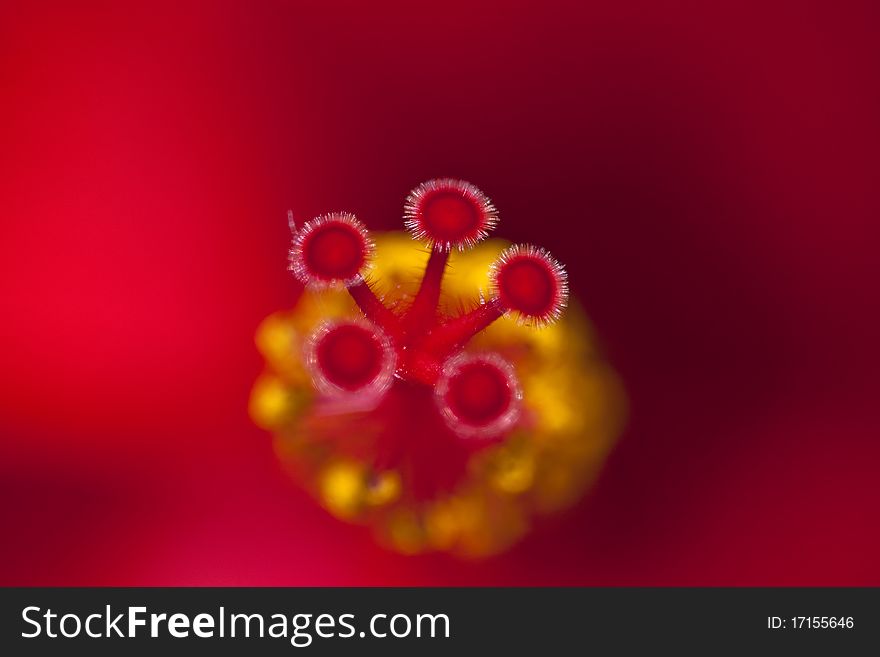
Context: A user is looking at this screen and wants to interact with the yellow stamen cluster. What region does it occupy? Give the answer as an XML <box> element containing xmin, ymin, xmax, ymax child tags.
<box><xmin>250</xmin><ymin>233</ymin><xmax>626</xmax><ymax>557</ymax></box>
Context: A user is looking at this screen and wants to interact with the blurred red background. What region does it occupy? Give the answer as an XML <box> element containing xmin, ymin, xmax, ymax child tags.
<box><xmin>2</xmin><ymin>0</ymin><xmax>879</xmax><ymax>585</ymax></box>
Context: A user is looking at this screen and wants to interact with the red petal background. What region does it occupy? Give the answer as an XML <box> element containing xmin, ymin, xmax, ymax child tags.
<box><xmin>1</xmin><ymin>0</ymin><xmax>879</xmax><ymax>585</ymax></box>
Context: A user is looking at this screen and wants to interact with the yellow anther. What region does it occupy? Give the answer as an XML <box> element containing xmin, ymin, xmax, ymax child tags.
<box><xmin>364</xmin><ymin>470</ymin><xmax>401</xmax><ymax>506</ymax></box>
<box><xmin>319</xmin><ymin>461</ymin><xmax>365</xmax><ymax>519</ymax></box>
<box><xmin>249</xmin><ymin>376</ymin><xmax>292</xmax><ymax>429</ymax></box>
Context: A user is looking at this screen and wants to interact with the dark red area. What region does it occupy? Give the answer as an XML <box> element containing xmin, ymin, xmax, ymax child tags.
<box><xmin>372</xmin><ymin>381</ymin><xmax>476</xmax><ymax>501</ymax></box>
<box><xmin>1</xmin><ymin>0</ymin><xmax>879</xmax><ymax>585</ymax></box>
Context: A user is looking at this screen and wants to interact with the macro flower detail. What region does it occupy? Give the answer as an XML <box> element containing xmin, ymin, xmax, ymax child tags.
<box><xmin>250</xmin><ymin>179</ymin><xmax>625</xmax><ymax>557</ymax></box>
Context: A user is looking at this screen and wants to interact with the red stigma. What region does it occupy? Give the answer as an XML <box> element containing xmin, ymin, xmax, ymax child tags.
<box><xmin>292</xmin><ymin>192</ymin><xmax>569</xmax><ymax>392</ymax></box>
<box><xmin>249</xmin><ymin>179</ymin><xmax>625</xmax><ymax>558</ymax></box>
<box><xmin>436</xmin><ymin>353</ymin><xmax>521</xmax><ymax>439</ymax></box>
<box><xmin>306</xmin><ymin>320</ymin><xmax>395</xmax><ymax>396</ymax></box>
<box><xmin>289</xmin><ymin>213</ymin><xmax>373</xmax><ymax>287</ymax></box>
<box><xmin>258</xmin><ymin>179</ymin><xmax>621</xmax><ymax>552</ymax></box>
<box><xmin>291</xmin><ymin>183</ymin><xmax>568</xmax><ymax>492</ymax></box>
<box><xmin>404</xmin><ymin>179</ymin><xmax>498</xmax><ymax>251</ymax></box>
<box><xmin>490</xmin><ymin>244</ymin><xmax>569</xmax><ymax>326</ymax></box>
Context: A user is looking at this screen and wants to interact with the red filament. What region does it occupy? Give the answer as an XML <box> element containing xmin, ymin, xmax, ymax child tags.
<box><xmin>402</xmin><ymin>180</ymin><xmax>498</xmax><ymax>337</ymax></box>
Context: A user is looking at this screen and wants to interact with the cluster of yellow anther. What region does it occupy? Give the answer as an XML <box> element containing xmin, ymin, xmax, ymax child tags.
<box><xmin>250</xmin><ymin>233</ymin><xmax>625</xmax><ymax>557</ymax></box>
